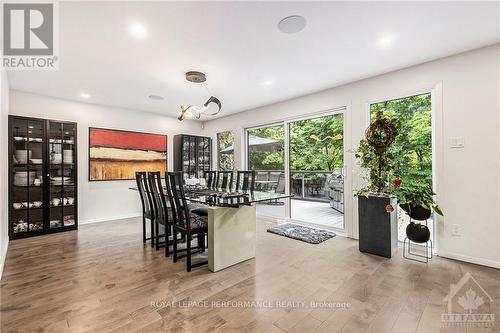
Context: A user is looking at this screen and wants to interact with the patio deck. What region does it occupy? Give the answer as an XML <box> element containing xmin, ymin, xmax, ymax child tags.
<box><xmin>256</xmin><ymin>198</ymin><xmax>344</xmax><ymax>230</ymax></box>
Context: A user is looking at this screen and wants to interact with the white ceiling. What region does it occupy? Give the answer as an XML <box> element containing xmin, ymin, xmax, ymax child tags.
<box><xmin>6</xmin><ymin>1</ymin><xmax>500</xmax><ymax>119</ymax></box>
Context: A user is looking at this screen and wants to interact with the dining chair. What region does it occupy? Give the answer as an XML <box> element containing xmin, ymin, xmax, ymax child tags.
<box><xmin>147</xmin><ymin>171</ymin><xmax>171</xmax><ymax>254</ymax></box>
<box><xmin>166</xmin><ymin>172</ymin><xmax>208</xmax><ymax>272</ymax></box>
<box><xmin>135</xmin><ymin>171</ymin><xmax>155</xmax><ymax>246</ymax></box>
<box><xmin>236</xmin><ymin>170</ymin><xmax>255</xmax><ymax>192</ymax></box>
<box><xmin>203</xmin><ymin>170</ymin><xmax>217</xmax><ymax>189</ymax></box>
<box><xmin>216</xmin><ymin>170</ymin><xmax>234</xmax><ymax>191</ymax></box>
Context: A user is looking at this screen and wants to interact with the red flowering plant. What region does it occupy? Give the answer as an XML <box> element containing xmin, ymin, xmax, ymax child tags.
<box><xmin>389</xmin><ymin>175</ymin><xmax>443</xmax><ymax>216</ymax></box>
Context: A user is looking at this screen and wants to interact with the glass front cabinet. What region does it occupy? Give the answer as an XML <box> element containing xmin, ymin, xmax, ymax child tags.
<box><xmin>173</xmin><ymin>134</ymin><xmax>212</xmax><ymax>179</ymax></box>
<box><xmin>8</xmin><ymin>116</ymin><xmax>78</xmax><ymax>239</ymax></box>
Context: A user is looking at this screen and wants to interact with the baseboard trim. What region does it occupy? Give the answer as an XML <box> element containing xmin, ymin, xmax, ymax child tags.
<box><xmin>80</xmin><ymin>213</ymin><xmax>141</xmax><ymax>225</ymax></box>
<box><xmin>437</xmin><ymin>251</ymin><xmax>500</xmax><ymax>269</ymax></box>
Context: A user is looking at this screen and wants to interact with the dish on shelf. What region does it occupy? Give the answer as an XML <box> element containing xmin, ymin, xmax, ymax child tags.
<box><xmin>63</xmin><ymin>215</ymin><xmax>75</xmax><ymax>226</ymax></box>
<box><xmin>64</xmin><ymin>140</ymin><xmax>74</xmax><ymax>144</ymax></box>
<box><xmin>14</xmin><ymin>221</ymin><xmax>28</xmax><ymax>233</ymax></box>
<box><xmin>49</xmin><ymin>139</ymin><xmax>63</xmax><ymax>143</ymax></box>
<box><xmin>50</xmin><ymin>220</ymin><xmax>62</xmax><ymax>228</ymax></box>
<box><xmin>51</xmin><ymin>198</ymin><xmax>61</xmax><ymax>206</ymax></box>
<box><xmin>12</xmin><ymin>203</ymin><xmax>23</xmax><ymax>209</ymax></box>
<box><xmin>32</xmin><ymin>201</ymin><xmax>43</xmax><ymax>208</ymax></box>
<box><xmin>30</xmin><ymin>224</ymin><xmax>43</xmax><ymax>231</ymax></box>
<box><xmin>28</xmin><ymin>137</ymin><xmax>43</xmax><ymax>142</ymax></box>
<box><xmin>14</xmin><ymin>150</ymin><xmax>32</xmax><ymax>164</ymax></box>
<box><xmin>13</xmin><ymin>136</ymin><xmax>26</xmax><ymax>142</ymax></box>
<box><xmin>29</xmin><ymin>158</ymin><xmax>43</xmax><ymax>164</ymax></box>
<box><xmin>13</xmin><ymin>171</ymin><xmax>36</xmax><ymax>186</ymax></box>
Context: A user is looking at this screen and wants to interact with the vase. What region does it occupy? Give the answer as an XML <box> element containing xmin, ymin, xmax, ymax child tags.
<box><xmin>400</xmin><ymin>204</ymin><xmax>431</xmax><ymax>220</ymax></box>
<box><xmin>358</xmin><ymin>195</ymin><xmax>398</xmax><ymax>258</ymax></box>
<box><xmin>406</xmin><ymin>222</ymin><xmax>430</xmax><ymax>243</ymax></box>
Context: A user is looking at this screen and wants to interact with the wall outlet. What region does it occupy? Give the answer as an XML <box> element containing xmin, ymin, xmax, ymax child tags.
<box><xmin>451</xmin><ymin>224</ymin><xmax>461</xmax><ymax>236</ymax></box>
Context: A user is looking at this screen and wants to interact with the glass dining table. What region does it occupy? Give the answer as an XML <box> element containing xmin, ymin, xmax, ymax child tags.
<box><xmin>185</xmin><ymin>187</ymin><xmax>292</xmax><ymax>208</ymax></box>
<box><xmin>130</xmin><ymin>186</ymin><xmax>292</xmax><ymax>272</ymax></box>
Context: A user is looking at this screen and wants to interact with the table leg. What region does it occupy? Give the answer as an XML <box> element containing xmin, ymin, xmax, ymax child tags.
<box><xmin>208</xmin><ymin>204</ymin><xmax>256</xmax><ymax>272</ymax></box>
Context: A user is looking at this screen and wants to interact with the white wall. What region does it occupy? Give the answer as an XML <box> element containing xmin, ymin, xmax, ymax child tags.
<box><xmin>9</xmin><ymin>91</ymin><xmax>202</xmax><ymax>224</ymax></box>
<box><xmin>0</xmin><ymin>70</ymin><xmax>10</xmax><ymax>278</ymax></box>
<box><xmin>204</xmin><ymin>44</ymin><xmax>500</xmax><ymax>268</ymax></box>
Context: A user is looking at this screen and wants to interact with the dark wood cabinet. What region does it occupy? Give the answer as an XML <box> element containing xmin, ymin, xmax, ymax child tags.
<box><xmin>8</xmin><ymin>115</ymin><xmax>78</xmax><ymax>239</ymax></box>
<box><xmin>173</xmin><ymin>134</ymin><xmax>212</xmax><ymax>179</ymax></box>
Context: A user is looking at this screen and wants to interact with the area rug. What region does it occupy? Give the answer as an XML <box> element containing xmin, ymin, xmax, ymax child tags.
<box><xmin>267</xmin><ymin>223</ymin><xmax>336</xmax><ymax>244</ymax></box>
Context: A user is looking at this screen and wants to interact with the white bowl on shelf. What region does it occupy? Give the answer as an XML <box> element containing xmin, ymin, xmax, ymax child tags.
<box><xmin>29</xmin><ymin>158</ymin><xmax>42</xmax><ymax>164</ymax></box>
<box><xmin>14</xmin><ymin>150</ymin><xmax>32</xmax><ymax>164</ymax></box>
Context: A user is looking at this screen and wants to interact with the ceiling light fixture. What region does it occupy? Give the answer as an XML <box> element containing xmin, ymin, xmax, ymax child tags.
<box><xmin>80</xmin><ymin>93</ymin><xmax>91</xmax><ymax>98</ymax></box>
<box><xmin>178</xmin><ymin>71</ymin><xmax>222</xmax><ymax>121</ymax></box>
<box><xmin>148</xmin><ymin>94</ymin><xmax>164</xmax><ymax>100</ymax></box>
<box><xmin>129</xmin><ymin>23</ymin><xmax>147</xmax><ymax>38</ymax></box>
<box><xmin>377</xmin><ymin>35</ymin><xmax>393</xmax><ymax>48</ymax></box>
<box><xmin>262</xmin><ymin>80</ymin><xmax>273</xmax><ymax>86</ymax></box>
<box><xmin>278</xmin><ymin>15</ymin><xmax>306</xmax><ymax>34</ymax></box>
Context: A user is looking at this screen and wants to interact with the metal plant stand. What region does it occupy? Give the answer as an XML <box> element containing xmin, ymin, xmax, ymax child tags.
<box><xmin>403</xmin><ymin>218</ymin><xmax>433</xmax><ymax>263</ymax></box>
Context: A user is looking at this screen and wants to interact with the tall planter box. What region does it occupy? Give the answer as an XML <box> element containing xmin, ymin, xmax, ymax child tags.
<box><xmin>358</xmin><ymin>195</ymin><xmax>397</xmax><ymax>258</ymax></box>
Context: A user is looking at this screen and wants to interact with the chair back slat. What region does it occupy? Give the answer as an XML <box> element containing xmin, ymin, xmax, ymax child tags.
<box><xmin>204</xmin><ymin>170</ymin><xmax>217</xmax><ymax>189</ymax></box>
<box><xmin>166</xmin><ymin>172</ymin><xmax>190</xmax><ymax>230</ymax></box>
<box><xmin>148</xmin><ymin>171</ymin><xmax>168</xmax><ymax>224</ymax></box>
<box><xmin>136</xmin><ymin>171</ymin><xmax>154</xmax><ymax>216</ymax></box>
<box><xmin>236</xmin><ymin>170</ymin><xmax>255</xmax><ymax>192</ymax></box>
<box><xmin>217</xmin><ymin>171</ymin><xmax>233</xmax><ymax>191</ymax></box>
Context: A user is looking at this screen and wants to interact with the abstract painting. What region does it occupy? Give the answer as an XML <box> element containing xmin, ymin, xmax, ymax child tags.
<box><xmin>89</xmin><ymin>128</ymin><xmax>167</xmax><ymax>181</ymax></box>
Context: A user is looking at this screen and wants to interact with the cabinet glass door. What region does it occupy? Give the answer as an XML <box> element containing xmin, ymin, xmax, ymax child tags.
<box><xmin>48</xmin><ymin>122</ymin><xmax>76</xmax><ymax>229</ymax></box>
<box><xmin>11</xmin><ymin>118</ymin><xmax>45</xmax><ymax>235</ymax></box>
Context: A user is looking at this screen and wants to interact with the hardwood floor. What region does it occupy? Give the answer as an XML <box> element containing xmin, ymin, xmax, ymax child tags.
<box><xmin>1</xmin><ymin>217</ymin><xmax>499</xmax><ymax>333</ymax></box>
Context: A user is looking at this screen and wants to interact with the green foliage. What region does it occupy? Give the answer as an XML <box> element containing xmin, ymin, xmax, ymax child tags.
<box><xmin>217</xmin><ymin>131</ymin><xmax>234</xmax><ymax>170</ymax></box>
<box><xmin>371</xmin><ymin>94</ymin><xmax>433</xmax><ymax>190</ymax></box>
<box><xmin>363</xmin><ymin>93</ymin><xmax>442</xmax><ymax>215</ymax></box>
<box><xmin>355</xmin><ymin>112</ymin><xmax>399</xmax><ymax>193</ymax></box>
<box><xmin>290</xmin><ymin>115</ymin><xmax>343</xmax><ymax>172</ymax></box>
<box><xmin>247</xmin><ymin>114</ymin><xmax>344</xmax><ymax>172</ymax></box>
<box><xmin>247</xmin><ymin>125</ymin><xmax>285</xmax><ymax>170</ymax></box>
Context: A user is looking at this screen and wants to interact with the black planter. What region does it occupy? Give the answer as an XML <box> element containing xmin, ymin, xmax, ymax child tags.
<box><xmin>400</xmin><ymin>204</ymin><xmax>431</xmax><ymax>221</ymax></box>
<box><xmin>406</xmin><ymin>222</ymin><xmax>430</xmax><ymax>243</ymax></box>
<box><xmin>358</xmin><ymin>195</ymin><xmax>398</xmax><ymax>258</ymax></box>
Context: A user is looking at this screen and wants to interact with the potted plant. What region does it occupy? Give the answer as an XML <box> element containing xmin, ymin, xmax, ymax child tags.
<box><xmin>354</xmin><ymin>111</ymin><xmax>400</xmax><ymax>258</ymax></box>
<box><xmin>391</xmin><ymin>179</ymin><xmax>443</xmax><ymax>243</ymax></box>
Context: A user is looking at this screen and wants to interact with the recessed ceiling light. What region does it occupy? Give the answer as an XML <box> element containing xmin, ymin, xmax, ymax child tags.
<box><xmin>148</xmin><ymin>94</ymin><xmax>164</xmax><ymax>101</ymax></box>
<box><xmin>129</xmin><ymin>23</ymin><xmax>147</xmax><ymax>38</ymax></box>
<box><xmin>278</xmin><ymin>15</ymin><xmax>306</xmax><ymax>34</ymax></box>
<box><xmin>80</xmin><ymin>93</ymin><xmax>91</xmax><ymax>98</ymax></box>
<box><xmin>262</xmin><ymin>80</ymin><xmax>273</xmax><ymax>86</ymax></box>
<box><xmin>377</xmin><ymin>35</ymin><xmax>394</xmax><ymax>48</ymax></box>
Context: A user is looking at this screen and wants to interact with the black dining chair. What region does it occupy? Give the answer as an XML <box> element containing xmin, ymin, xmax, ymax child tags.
<box><xmin>203</xmin><ymin>170</ymin><xmax>217</xmax><ymax>189</ymax></box>
<box><xmin>216</xmin><ymin>171</ymin><xmax>234</xmax><ymax>191</ymax></box>
<box><xmin>236</xmin><ymin>170</ymin><xmax>255</xmax><ymax>192</ymax></box>
<box><xmin>166</xmin><ymin>172</ymin><xmax>208</xmax><ymax>272</ymax></box>
<box><xmin>147</xmin><ymin>171</ymin><xmax>172</xmax><ymax>254</ymax></box>
<box><xmin>136</xmin><ymin>171</ymin><xmax>155</xmax><ymax>246</ymax></box>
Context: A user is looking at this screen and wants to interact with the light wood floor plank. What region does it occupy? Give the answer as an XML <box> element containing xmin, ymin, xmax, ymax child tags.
<box><xmin>1</xmin><ymin>217</ymin><xmax>499</xmax><ymax>333</ymax></box>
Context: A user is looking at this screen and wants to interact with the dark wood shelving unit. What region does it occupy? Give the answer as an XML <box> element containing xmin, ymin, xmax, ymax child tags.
<box><xmin>8</xmin><ymin>115</ymin><xmax>78</xmax><ymax>239</ymax></box>
<box><xmin>173</xmin><ymin>134</ymin><xmax>212</xmax><ymax>179</ymax></box>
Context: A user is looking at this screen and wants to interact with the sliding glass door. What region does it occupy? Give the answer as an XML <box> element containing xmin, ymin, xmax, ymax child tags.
<box><xmin>245</xmin><ymin>110</ymin><xmax>346</xmax><ymax>231</ymax></box>
<box><xmin>288</xmin><ymin>114</ymin><xmax>344</xmax><ymax>230</ymax></box>
<box><xmin>247</xmin><ymin>124</ymin><xmax>286</xmax><ymax>219</ymax></box>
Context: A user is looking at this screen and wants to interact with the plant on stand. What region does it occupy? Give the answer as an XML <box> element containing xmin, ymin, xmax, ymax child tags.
<box><xmin>354</xmin><ymin>111</ymin><xmax>400</xmax><ymax>258</ymax></box>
